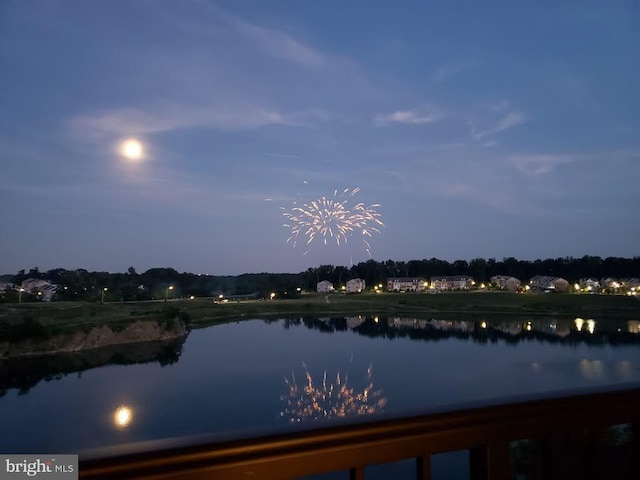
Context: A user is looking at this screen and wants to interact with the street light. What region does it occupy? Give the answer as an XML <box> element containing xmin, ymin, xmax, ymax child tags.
<box><xmin>165</xmin><ymin>285</ymin><xmax>174</xmax><ymax>302</ymax></box>
<box><xmin>102</xmin><ymin>287</ymin><xmax>108</xmax><ymax>303</ymax></box>
<box><xmin>19</xmin><ymin>288</ymin><xmax>24</xmax><ymax>304</ymax></box>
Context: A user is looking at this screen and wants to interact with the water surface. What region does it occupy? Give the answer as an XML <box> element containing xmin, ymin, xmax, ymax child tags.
<box><xmin>1</xmin><ymin>315</ymin><xmax>640</xmax><ymax>456</ymax></box>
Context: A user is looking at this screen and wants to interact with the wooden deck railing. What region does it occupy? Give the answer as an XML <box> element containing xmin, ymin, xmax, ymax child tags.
<box><xmin>80</xmin><ymin>385</ymin><xmax>640</xmax><ymax>480</ymax></box>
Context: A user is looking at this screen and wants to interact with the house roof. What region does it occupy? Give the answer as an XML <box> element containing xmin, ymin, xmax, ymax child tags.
<box><xmin>530</xmin><ymin>275</ymin><xmax>568</xmax><ymax>284</ymax></box>
<box><xmin>387</xmin><ymin>277</ymin><xmax>424</xmax><ymax>282</ymax></box>
<box><xmin>491</xmin><ymin>275</ymin><xmax>520</xmax><ymax>281</ymax></box>
<box><xmin>431</xmin><ymin>276</ymin><xmax>473</xmax><ymax>281</ymax></box>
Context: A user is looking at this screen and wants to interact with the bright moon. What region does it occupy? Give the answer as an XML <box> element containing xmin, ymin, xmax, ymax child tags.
<box><xmin>121</xmin><ymin>139</ymin><xmax>143</xmax><ymax>160</ymax></box>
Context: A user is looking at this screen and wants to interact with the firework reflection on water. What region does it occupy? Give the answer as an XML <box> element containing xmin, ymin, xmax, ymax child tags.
<box><xmin>282</xmin><ymin>188</ymin><xmax>383</xmax><ymax>256</ymax></box>
<box><xmin>280</xmin><ymin>364</ymin><xmax>387</xmax><ymax>422</ymax></box>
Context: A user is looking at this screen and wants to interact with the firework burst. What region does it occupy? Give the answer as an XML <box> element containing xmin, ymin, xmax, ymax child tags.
<box><xmin>282</xmin><ymin>188</ymin><xmax>384</xmax><ymax>255</ymax></box>
<box><xmin>280</xmin><ymin>364</ymin><xmax>387</xmax><ymax>422</ymax></box>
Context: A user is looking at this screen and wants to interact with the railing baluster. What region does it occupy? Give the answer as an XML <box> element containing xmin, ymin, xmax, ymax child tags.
<box><xmin>632</xmin><ymin>423</ymin><xmax>640</xmax><ymax>478</ymax></box>
<box><xmin>416</xmin><ymin>455</ymin><xmax>431</xmax><ymax>480</ymax></box>
<box><xmin>470</xmin><ymin>446</ymin><xmax>484</xmax><ymax>480</ymax></box>
<box><xmin>538</xmin><ymin>433</ymin><xmax>562</xmax><ymax>479</ymax></box>
<box><xmin>488</xmin><ymin>443</ymin><xmax>511</xmax><ymax>480</ymax></box>
<box><xmin>349</xmin><ymin>466</ymin><xmax>364</xmax><ymax>480</ymax></box>
<box><xmin>470</xmin><ymin>443</ymin><xmax>510</xmax><ymax>480</ymax></box>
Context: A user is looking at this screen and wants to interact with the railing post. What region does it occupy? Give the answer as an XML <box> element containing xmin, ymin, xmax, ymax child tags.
<box><xmin>538</xmin><ymin>433</ymin><xmax>563</xmax><ymax>479</ymax></box>
<box><xmin>349</xmin><ymin>466</ymin><xmax>365</xmax><ymax>480</ymax></box>
<box><xmin>416</xmin><ymin>455</ymin><xmax>431</xmax><ymax>480</ymax></box>
<box><xmin>470</xmin><ymin>443</ymin><xmax>510</xmax><ymax>480</ymax></box>
<box><xmin>632</xmin><ymin>423</ymin><xmax>640</xmax><ymax>478</ymax></box>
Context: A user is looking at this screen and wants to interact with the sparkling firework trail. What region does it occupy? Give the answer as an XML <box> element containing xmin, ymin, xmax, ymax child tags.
<box><xmin>282</xmin><ymin>188</ymin><xmax>384</xmax><ymax>255</ymax></box>
<box><xmin>280</xmin><ymin>364</ymin><xmax>387</xmax><ymax>422</ymax></box>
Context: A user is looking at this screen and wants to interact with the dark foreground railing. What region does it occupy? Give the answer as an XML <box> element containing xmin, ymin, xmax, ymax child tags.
<box><xmin>80</xmin><ymin>385</ymin><xmax>640</xmax><ymax>480</ymax></box>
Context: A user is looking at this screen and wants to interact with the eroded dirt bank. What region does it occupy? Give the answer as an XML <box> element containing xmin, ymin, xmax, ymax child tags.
<box><xmin>0</xmin><ymin>319</ymin><xmax>188</xmax><ymax>358</ymax></box>
<box><xmin>0</xmin><ymin>320</ymin><xmax>189</xmax><ymax>394</ymax></box>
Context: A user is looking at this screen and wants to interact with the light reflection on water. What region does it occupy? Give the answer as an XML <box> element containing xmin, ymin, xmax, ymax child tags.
<box><xmin>113</xmin><ymin>405</ymin><xmax>134</xmax><ymax>429</ymax></box>
<box><xmin>281</xmin><ymin>364</ymin><xmax>387</xmax><ymax>422</ymax></box>
<box><xmin>1</xmin><ymin>315</ymin><xmax>640</xmax><ymax>455</ymax></box>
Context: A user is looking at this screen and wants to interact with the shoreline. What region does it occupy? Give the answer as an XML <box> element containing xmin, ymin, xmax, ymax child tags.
<box><xmin>1</xmin><ymin>318</ymin><xmax>189</xmax><ymax>359</ymax></box>
<box><xmin>1</xmin><ymin>292</ymin><xmax>638</xmax><ymax>353</ymax></box>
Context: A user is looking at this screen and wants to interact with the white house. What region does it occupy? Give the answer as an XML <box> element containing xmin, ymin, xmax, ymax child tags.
<box><xmin>529</xmin><ymin>275</ymin><xmax>569</xmax><ymax>292</ymax></box>
<box><xmin>491</xmin><ymin>275</ymin><xmax>521</xmax><ymax>291</ymax></box>
<box><xmin>346</xmin><ymin>278</ymin><xmax>366</xmax><ymax>293</ymax></box>
<box><xmin>431</xmin><ymin>276</ymin><xmax>474</xmax><ymax>291</ymax></box>
<box><xmin>621</xmin><ymin>278</ymin><xmax>640</xmax><ymax>290</ymax></box>
<box><xmin>578</xmin><ymin>278</ymin><xmax>600</xmax><ymax>292</ymax></box>
<box><xmin>317</xmin><ymin>280</ymin><xmax>334</xmax><ymax>293</ymax></box>
<box><xmin>390</xmin><ymin>317</ymin><xmax>428</xmax><ymax>329</ymax></box>
<box><xmin>386</xmin><ymin>277</ymin><xmax>426</xmax><ymax>292</ymax></box>
<box><xmin>21</xmin><ymin>278</ymin><xmax>58</xmax><ymax>301</ymax></box>
<box><xmin>345</xmin><ymin>316</ymin><xmax>365</xmax><ymax>329</ymax></box>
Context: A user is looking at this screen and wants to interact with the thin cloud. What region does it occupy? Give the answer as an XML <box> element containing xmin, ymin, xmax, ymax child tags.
<box><xmin>512</xmin><ymin>147</ymin><xmax>639</xmax><ymax>176</ymax></box>
<box><xmin>69</xmin><ymin>104</ymin><xmax>297</xmax><ymax>139</ymax></box>
<box><xmin>153</xmin><ymin>1</ymin><xmax>326</xmax><ymax>70</ymax></box>
<box><xmin>264</xmin><ymin>152</ymin><xmax>301</xmax><ymax>159</ymax></box>
<box><xmin>472</xmin><ymin>112</ymin><xmax>526</xmax><ymax>140</ymax></box>
<box><xmin>486</xmin><ymin>99</ymin><xmax>510</xmax><ymax>112</ymax></box>
<box><xmin>496</xmin><ymin>112</ymin><xmax>526</xmax><ymax>132</ymax></box>
<box><xmin>422</xmin><ymin>174</ymin><xmax>538</xmax><ymax>214</ymax></box>
<box><xmin>511</xmin><ymin>154</ymin><xmax>572</xmax><ymax>175</ymax></box>
<box><xmin>432</xmin><ymin>59</ymin><xmax>478</xmax><ymax>83</ymax></box>
<box><xmin>233</xmin><ymin>19</ymin><xmax>325</xmax><ymax>69</ymax></box>
<box><xmin>374</xmin><ymin>109</ymin><xmax>439</xmax><ymax>126</ymax></box>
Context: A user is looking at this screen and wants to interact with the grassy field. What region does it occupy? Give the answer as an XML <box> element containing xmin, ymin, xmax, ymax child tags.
<box><xmin>1</xmin><ymin>291</ymin><xmax>638</xmax><ymax>335</ymax></box>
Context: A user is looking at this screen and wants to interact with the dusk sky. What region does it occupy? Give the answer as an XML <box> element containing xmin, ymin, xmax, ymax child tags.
<box><xmin>1</xmin><ymin>1</ymin><xmax>638</xmax><ymax>275</ymax></box>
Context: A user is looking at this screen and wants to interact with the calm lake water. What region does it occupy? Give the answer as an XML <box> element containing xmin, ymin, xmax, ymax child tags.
<box><xmin>2</xmin><ymin>315</ymin><xmax>640</xmax><ymax>476</ymax></box>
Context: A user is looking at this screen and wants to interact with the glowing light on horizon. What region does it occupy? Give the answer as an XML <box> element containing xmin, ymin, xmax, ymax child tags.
<box><xmin>282</xmin><ymin>188</ymin><xmax>383</xmax><ymax>256</ymax></box>
<box><xmin>121</xmin><ymin>139</ymin><xmax>144</xmax><ymax>160</ymax></box>
<box><xmin>280</xmin><ymin>364</ymin><xmax>386</xmax><ymax>422</ymax></box>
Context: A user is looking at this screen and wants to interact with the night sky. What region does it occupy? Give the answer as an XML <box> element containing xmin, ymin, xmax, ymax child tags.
<box><xmin>1</xmin><ymin>1</ymin><xmax>638</xmax><ymax>275</ymax></box>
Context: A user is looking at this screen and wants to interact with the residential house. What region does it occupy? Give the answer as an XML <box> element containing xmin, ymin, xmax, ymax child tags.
<box><xmin>578</xmin><ymin>278</ymin><xmax>600</xmax><ymax>292</ymax></box>
<box><xmin>0</xmin><ymin>282</ymin><xmax>13</xmax><ymax>293</ymax></box>
<box><xmin>491</xmin><ymin>275</ymin><xmax>521</xmax><ymax>292</ymax></box>
<box><xmin>21</xmin><ymin>278</ymin><xmax>58</xmax><ymax>301</ymax></box>
<box><xmin>317</xmin><ymin>280</ymin><xmax>334</xmax><ymax>293</ymax></box>
<box><xmin>426</xmin><ymin>319</ymin><xmax>475</xmax><ymax>333</ymax></box>
<box><xmin>600</xmin><ymin>278</ymin><xmax>619</xmax><ymax>289</ymax></box>
<box><xmin>621</xmin><ymin>278</ymin><xmax>640</xmax><ymax>291</ymax></box>
<box><xmin>389</xmin><ymin>317</ymin><xmax>428</xmax><ymax>329</ymax></box>
<box><xmin>529</xmin><ymin>275</ymin><xmax>569</xmax><ymax>292</ymax></box>
<box><xmin>345</xmin><ymin>316</ymin><xmax>365</xmax><ymax>329</ymax></box>
<box><xmin>346</xmin><ymin>278</ymin><xmax>366</xmax><ymax>293</ymax></box>
<box><xmin>386</xmin><ymin>277</ymin><xmax>426</xmax><ymax>292</ymax></box>
<box><xmin>431</xmin><ymin>276</ymin><xmax>474</xmax><ymax>291</ymax></box>
<box><xmin>493</xmin><ymin>322</ymin><xmax>524</xmax><ymax>336</ymax></box>
<box><xmin>535</xmin><ymin>320</ymin><xmax>571</xmax><ymax>338</ymax></box>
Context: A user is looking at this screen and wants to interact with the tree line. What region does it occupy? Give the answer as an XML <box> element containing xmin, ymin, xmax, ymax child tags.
<box><xmin>2</xmin><ymin>255</ymin><xmax>638</xmax><ymax>302</ymax></box>
<box><xmin>327</xmin><ymin>256</ymin><xmax>640</xmax><ymax>288</ymax></box>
